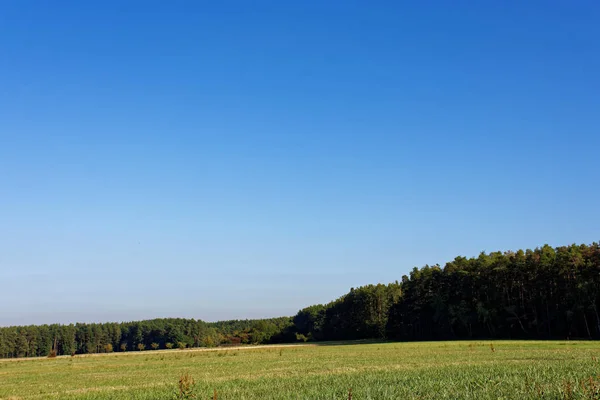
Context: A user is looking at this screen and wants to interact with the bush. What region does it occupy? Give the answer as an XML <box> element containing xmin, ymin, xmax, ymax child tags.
<box><xmin>120</xmin><ymin>343</ymin><xmax>127</xmax><ymax>352</ymax></box>
<box><xmin>174</xmin><ymin>372</ymin><xmax>196</xmax><ymax>399</ymax></box>
<box><xmin>177</xmin><ymin>341</ymin><xmax>186</xmax><ymax>350</ymax></box>
<box><xmin>165</xmin><ymin>342</ymin><xmax>174</xmax><ymax>349</ymax></box>
<box><xmin>104</xmin><ymin>343</ymin><xmax>113</xmax><ymax>353</ymax></box>
<box><xmin>295</xmin><ymin>333</ymin><xmax>308</xmax><ymax>342</ymax></box>
<box><xmin>137</xmin><ymin>343</ymin><xmax>145</xmax><ymax>351</ymax></box>
<box><xmin>47</xmin><ymin>349</ymin><xmax>57</xmax><ymax>358</ymax></box>
<box><xmin>151</xmin><ymin>342</ymin><xmax>159</xmax><ymax>350</ymax></box>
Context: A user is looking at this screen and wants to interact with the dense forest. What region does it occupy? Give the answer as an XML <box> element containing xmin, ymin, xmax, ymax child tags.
<box><xmin>1</xmin><ymin>243</ymin><xmax>599</xmax><ymax>358</ymax></box>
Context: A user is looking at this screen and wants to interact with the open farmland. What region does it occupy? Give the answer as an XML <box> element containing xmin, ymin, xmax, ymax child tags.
<box><xmin>1</xmin><ymin>341</ymin><xmax>599</xmax><ymax>399</ymax></box>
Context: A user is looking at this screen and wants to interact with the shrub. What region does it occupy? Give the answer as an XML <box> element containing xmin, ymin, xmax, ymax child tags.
<box><xmin>120</xmin><ymin>343</ymin><xmax>127</xmax><ymax>352</ymax></box>
<box><xmin>104</xmin><ymin>343</ymin><xmax>113</xmax><ymax>353</ymax></box>
<box><xmin>177</xmin><ymin>342</ymin><xmax>186</xmax><ymax>350</ymax></box>
<box><xmin>151</xmin><ymin>342</ymin><xmax>159</xmax><ymax>350</ymax></box>
<box><xmin>165</xmin><ymin>342</ymin><xmax>174</xmax><ymax>349</ymax></box>
<box><xmin>175</xmin><ymin>372</ymin><xmax>196</xmax><ymax>399</ymax></box>
<box><xmin>47</xmin><ymin>349</ymin><xmax>57</xmax><ymax>358</ymax></box>
<box><xmin>137</xmin><ymin>343</ymin><xmax>145</xmax><ymax>351</ymax></box>
<box><xmin>295</xmin><ymin>333</ymin><xmax>308</xmax><ymax>342</ymax></box>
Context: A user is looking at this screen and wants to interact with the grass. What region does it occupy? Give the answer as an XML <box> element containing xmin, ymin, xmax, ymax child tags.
<box><xmin>0</xmin><ymin>341</ymin><xmax>599</xmax><ymax>399</ymax></box>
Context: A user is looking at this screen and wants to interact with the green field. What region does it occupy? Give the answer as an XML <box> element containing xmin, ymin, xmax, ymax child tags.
<box><xmin>1</xmin><ymin>341</ymin><xmax>599</xmax><ymax>399</ymax></box>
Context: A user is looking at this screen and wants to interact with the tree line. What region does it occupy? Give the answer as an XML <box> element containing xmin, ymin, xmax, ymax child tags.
<box><xmin>295</xmin><ymin>243</ymin><xmax>600</xmax><ymax>341</ymax></box>
<box><xmin>1</xmin><ymin>243</ymin><xmax>599</xmax><ymax>358</ymax></box>
<box><xmin>0</xmin><ymin>317</ymin><xmax>294</xmax><ymax>358</ymax></box>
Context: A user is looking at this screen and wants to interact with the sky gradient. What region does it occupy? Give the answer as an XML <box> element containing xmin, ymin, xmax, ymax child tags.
<box><xmin>1</xmin><ymin>1</ymin><xmax>599</xmax><ymax>326</ymax></box>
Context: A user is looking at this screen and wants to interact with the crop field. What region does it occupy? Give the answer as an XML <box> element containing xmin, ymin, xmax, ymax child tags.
<box><xmin>1</xmin><ymin>341</ymin><xmax>599</xmax><ymax>399</ymax></box>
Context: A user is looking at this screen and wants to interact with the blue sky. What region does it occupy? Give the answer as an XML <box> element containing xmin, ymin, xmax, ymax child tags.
<box><xmin>1</xmin><ymin>1</ymin><xmax>599</xmax><ymax>326</ymax></box>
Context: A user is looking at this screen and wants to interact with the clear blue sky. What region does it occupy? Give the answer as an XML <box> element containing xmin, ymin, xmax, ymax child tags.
<box><xmin>1</xmin><ymin>1</ymin><xmax>599</xmax><ymax>326</ymax></box>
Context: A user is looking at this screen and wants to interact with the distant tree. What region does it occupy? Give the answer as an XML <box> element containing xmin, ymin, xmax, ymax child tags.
<box><xmin>47</xmin><ymin>337</ymin><xmax>58</xmax><ymax>358</ymax></box>
<box><xmin>104</xmin><ymin>343</ymin><xmax>113</xmax><ymax>353</ymax></box>
<box><xmin>202</xmin><ymin>336</ymin><xmax>215</xmax><ymax>348</ymax></box>
<box><xmin>60</xmin><ymin>325</ymin><xmax>77</xmax><ymax>356</ymax></box>
<box><xmin>137</xmin><ymin>343</ymin><xmax>145</xmax><ymax>351</ymax></box>
<box><xmin>293</xmin><ymin>305</ymin><xmax>326</xmax><ymax>340</ymax></box>
<box><xmin>177</xmin><ymin>341</ymin><xmax>186</xmax><ymax>350</ymax></box>
<box><xmin>120</xmin><ymin>343</ymin><xmax>127</xmax><ymax>352</ymax></box>
<box><xmin>165</xmin><ymin>342</ymin><xmax>174</xmax><ymax>349</ymax></box>
<box><xmin>151</xmin><ymin>342</ymin><xmax>159</xmax><ymax>350</ymax></box>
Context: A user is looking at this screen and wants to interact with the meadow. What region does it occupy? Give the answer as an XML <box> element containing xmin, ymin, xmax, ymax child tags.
<box><xmin>0</xmin><ymin>341</ymin><xmax>599</xmax><ymax>399</ymax></box>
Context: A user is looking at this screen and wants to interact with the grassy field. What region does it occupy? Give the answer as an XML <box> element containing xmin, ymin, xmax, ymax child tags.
<box><xmin>1</xmin><ymin>341</ymin><xmax>599</xmax><ymax>399</ymax></box>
